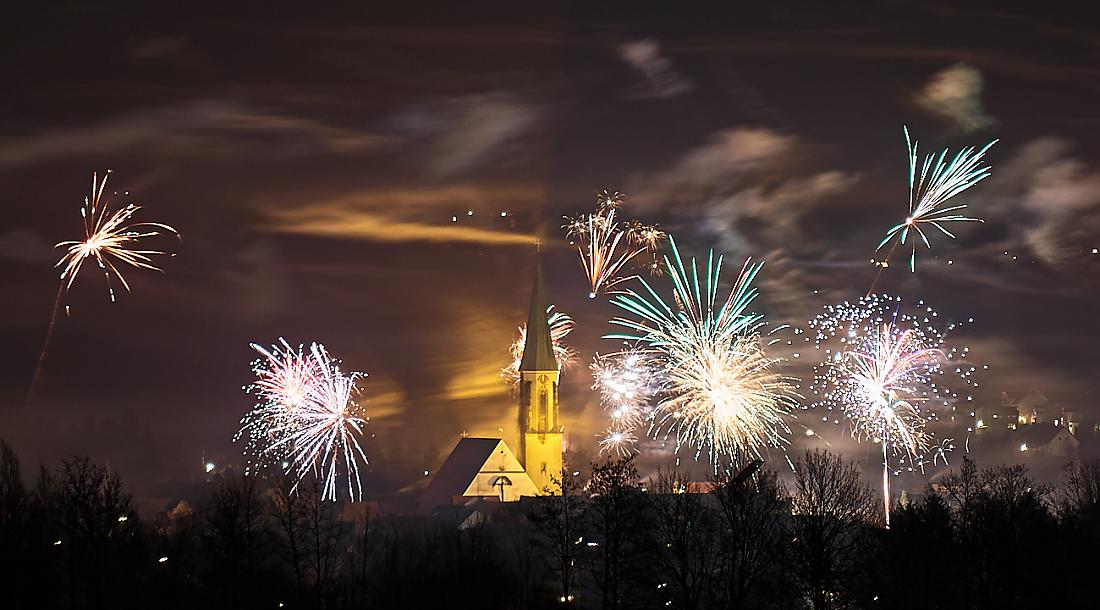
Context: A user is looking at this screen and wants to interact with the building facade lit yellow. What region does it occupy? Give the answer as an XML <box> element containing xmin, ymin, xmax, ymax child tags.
<box><xmin>517</xmin><ymin>263</ymin><xmax>563</xmax><ymax>494</ymax></box>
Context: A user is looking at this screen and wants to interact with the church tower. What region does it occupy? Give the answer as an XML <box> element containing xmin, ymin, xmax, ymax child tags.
<box><xmin>518</xmin><ymin>262</ymin><xmax>563</xmax><ymax>494</ymax></box>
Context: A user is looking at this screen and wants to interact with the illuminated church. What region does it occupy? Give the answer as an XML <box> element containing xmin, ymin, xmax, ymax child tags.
<box><xmin>419</xmin><ymin>264</ymin><xmax>564</xmax><ymax>510</ymax></box>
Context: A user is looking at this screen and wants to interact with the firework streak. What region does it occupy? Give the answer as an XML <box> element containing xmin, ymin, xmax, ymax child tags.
<box><xmin>27</xmin><ymin>171</ymin><xmax>179</xmax><ymax>407</ymax></box>
<box><xmin>808</xmin><ymin>294</ymin><xmax>977</xmax><ymax>526</ymax></box>
<box><xmin>598</xmin><ymin>236</ymin><xmax>799</xmax><ymax>468</ymax></box>
<box><xmin>501</xmin><ymin>305</ymin><xmax>576</xmax><ymax>388</ymax></box>
<box><xmin>564</xmin><ymin>190</ymin><xmax>665</xmax><ymax>298</ymax></box>
<box><xmin>236</xmin><ymin>340</ymin><xmax>370</xmax><ymax>501</ymax></box>
<box><xmin>875</xmin><ymin>126</ymin><xmax>997</xmax><ymax>273</ymax></box>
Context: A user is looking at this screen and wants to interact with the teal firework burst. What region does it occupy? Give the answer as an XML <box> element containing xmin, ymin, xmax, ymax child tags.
<box><xmin>877</xmin><ymin>126</ymin><xmax>997</xmax><ymax>271</ymax></box>
<box><xmin>602</xmin><ymin>236</ymin><xmax>798</xmax><ymax>467</ymax></box>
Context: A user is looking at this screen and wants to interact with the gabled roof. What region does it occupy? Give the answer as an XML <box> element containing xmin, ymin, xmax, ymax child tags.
<box><xmin>419</xmin><ymin>438</ymin><xmax>536</xmax><ymax>512</ymax></box>
<box><xmin>1016</xmin><ymin>424</ymin><xmax>1064</xmax><ymax>447</ymax></box>
<box><xmin>519</xmin><ymin>262</ymin><xmax>558</xmax><ymax>372</ymax></box>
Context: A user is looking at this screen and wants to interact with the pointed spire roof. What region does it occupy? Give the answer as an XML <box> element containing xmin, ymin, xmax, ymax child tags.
<box><xmin>520</xmin><ymin>261</ymin><xmax>558</xmax><ymax>371</ymax></box>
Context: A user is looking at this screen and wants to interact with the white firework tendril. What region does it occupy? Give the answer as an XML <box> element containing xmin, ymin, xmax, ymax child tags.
<box><xmin>592</xmin><ymin>348</ymin><xmax>659</xmax><ymax>456</ymax></box>
<box><xmin>807</xmin><ymin>294</ymin><xmax>978</xmax><ymax>526</ymax></box>
<box><xmin>236</xmin><ymin>339</ymin><xmax>370</xmax><ymax>501</ymax></box>
<box><xmin>502</xmin><ymin>305</ymin><xmax>576</xmax><ymax>387</ymax></box>
<box><xmin>603</xmin><ymin>236</ymin><xmax>799</xmax><ymax>468</ymax></box>
<box><xmin>236</xmin><ymin>339</ymin><xmax>318</xmax><ymax>471</ymax></box>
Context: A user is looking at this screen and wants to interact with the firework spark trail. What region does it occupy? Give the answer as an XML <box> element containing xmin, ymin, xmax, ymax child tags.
<box><xmin>285</xmin><ymin>344</ymin><xmax>370</xmax><ymax>502</ymax></box>
<box><xmin>236</xmin><ymin>340</ymin><xmax>370</xmax><ymax>501</ymax></box>
<box><xmin>571</xmin><ymin>207</ymin><xmax>644</xmax><ymax>298</ymax></box>
<box><xmin>55</xmin><ymin>170</ymin><xmax>180</xmax><ymax>301</ymax></box>
<box><xmin>808</xmin><ymin>294</ymin><xmax>975</xmax><ymax>527</ymax></box>
<box><xmin>848</xmin><ymin>324</ymin><xmax>941</xmax><ymax>527</ymax></box>
<box><xmin>873</xmin><ymin>126</ymin><xmax>997</xmax><ymax>277</ymax></box>
<box><xmin>626</xmin><ymin>220</ymin><xmax>667</xmax><ymax>276</ymax></box>
<box><xmin>501</xmin><ymin>305</ymin><xmax>576</xmax><ymax>387</ymax></box>
<box><xmin>604</xmin><ymin>236</ymin><xmax>799</xmax><ymax>467</ymax></box>
<box><xmin>236</xmin><ymin>339</ymin><xmax>320</xmax><ymax>472</ymax></box>
<box><xmin>592</xmin><ymin>348</ymin><xmax>658</xmax><ymax>455</ymax></box>
<box><xmin>657</xmin><ymin>334</ymin><xmax>797</xmax><ymax>465</ymax></box>
<box><xmin>564</xmin><ymin>190</ymin><xmax>665</xmax><ymax>298</ymax></box>
<box><xmin>26</xmin><ymin>171</ymin><xmax>180</xmax><ymax>407</ymax></box>
<box><xmin>25</xmin><ymin>284</ymin><xmax>65</xmax><ymax>407</ymax></box>
<box><xmin>599</xmin><ymin>427</ymin><xmax>639</xmax><ymax>456</ymax></box>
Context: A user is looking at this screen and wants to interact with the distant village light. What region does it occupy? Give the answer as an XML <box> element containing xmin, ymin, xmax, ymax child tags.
<box><xmin>158</xmin><ymin>556</ymin><xmax>168</xmax><ymax>563</ymax></box>
<box><xmin>118</xmin><ymin>515</ymin><xmax>128</xmax><ymax>522</ymax></box>
<box><xmin>205</xmin><ymin>462</ymin><xmax>216</xmax><ymax>473</ymax></box>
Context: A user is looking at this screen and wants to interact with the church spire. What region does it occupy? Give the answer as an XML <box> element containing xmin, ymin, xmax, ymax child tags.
<box><xmin>517</xmin><ymin>258</ymin><xmax>564</xmax><ymax>494</ymax></box>
<box><xmin>520</xmin><ymin>261</ymin><xmax>558</xmax><ymax>372</ymax></box>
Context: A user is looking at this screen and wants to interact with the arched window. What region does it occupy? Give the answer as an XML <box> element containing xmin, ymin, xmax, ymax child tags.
<box><xmin>523</xmin><ymin>380</ymin><xmax>533</xmax><ymax>428</ymax></box>
<box><xmin>538</xmin><ymin>389</ymin><xmax>548</xmax><ymax>430</ymax></box>
<box><xmin>552</xmin><ymin>382</ymin><xmax>559</xmax><ymax>427</ymax></box>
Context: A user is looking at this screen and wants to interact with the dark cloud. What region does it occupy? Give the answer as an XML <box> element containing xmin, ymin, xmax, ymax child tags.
<box><xmin>618</xmin><ymin>39</ymin><xmax>694</xmax><ymax>99</ymax></box>
<box><xmin>389</xmin><ymin>92</ymin><xmax>541</xmax><ymax>177</ymax></box>
<box><xmin>914</xmin><ymin>63</ymin><xmax>997</xmax><ymax>133</ymax></box>
<box><xmin>0</xmin><ymin>100</ymin><xmax>387</xmax><ymax>169</ymax></box>
<box><xmin>627</xmin><ymin>127</ymin><xmax>859</xmax><ymax>258</ymax></box>
<box><xmin>976</xmin><ymin>136</ymin><xmax>1100</xmax><ymax>269</ymax></box>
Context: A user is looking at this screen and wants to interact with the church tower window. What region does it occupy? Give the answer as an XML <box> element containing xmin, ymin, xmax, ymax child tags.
<box><xmin>538</xmin><ymin>387</ymin><xmax>548</xmax><ymax>431</ymax></box>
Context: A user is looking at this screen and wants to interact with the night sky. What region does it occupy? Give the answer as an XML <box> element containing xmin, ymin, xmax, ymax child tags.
<box><xmin>3</xmin><ymin>3</ymin><xmax>1099</xmax><ymax>495</ymax></box>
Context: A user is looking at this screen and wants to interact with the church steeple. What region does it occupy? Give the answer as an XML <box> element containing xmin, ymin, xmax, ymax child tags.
<box><xmin>517</xmin><ymin>259</ymin><xmax>563</xmax><ymax>494</ymax></box>
<box><xmin>520</xmin><ymin>262</ymin><xmax>558</xmax><ymax>372</ymax></box>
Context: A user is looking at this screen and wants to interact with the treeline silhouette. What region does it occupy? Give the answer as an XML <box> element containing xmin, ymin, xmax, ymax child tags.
<box><xmin>1</xmin><ymin>440</ymin><xmax>1099</xmax><ymax>610</ymax></box>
